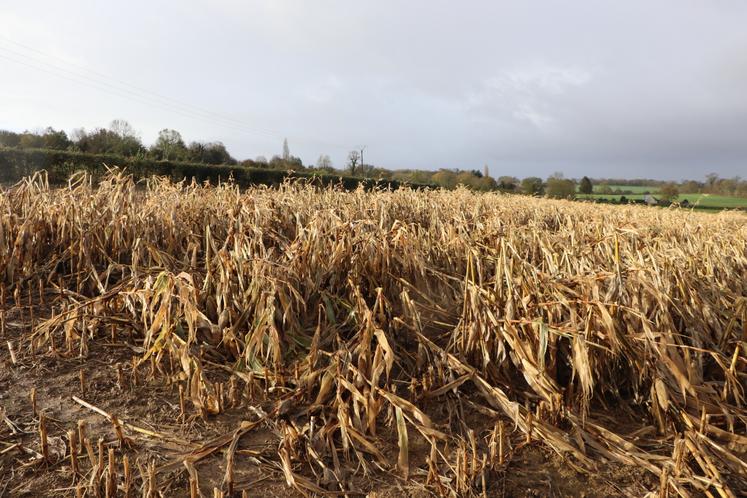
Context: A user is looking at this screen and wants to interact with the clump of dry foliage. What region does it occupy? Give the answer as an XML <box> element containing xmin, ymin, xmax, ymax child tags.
<box><xmin>1</xmin><ymin>170</ymin><xmax>745</xmax><ymax>497</ymax></box>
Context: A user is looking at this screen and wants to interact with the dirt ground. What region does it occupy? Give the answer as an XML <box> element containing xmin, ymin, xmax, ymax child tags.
<box><xmin>1</xmin><ymin>301</ymin><xmax>656</xmax><ymax>497</ymax></box>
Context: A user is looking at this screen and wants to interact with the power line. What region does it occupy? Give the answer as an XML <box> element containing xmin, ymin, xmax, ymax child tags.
<box><xmin>0</xmin><ymin>35</ymin><xmax>282</xmax><ymax>136</ymax></box>
<box><xmin>0</xmin><ymin>36</ymin><xmax>351</xmax><ymax>152</ymax></box>
<box><xmin>0</xmin><ymin>50</ymin><xmax>271</xmax><ymax>139</ymax></box>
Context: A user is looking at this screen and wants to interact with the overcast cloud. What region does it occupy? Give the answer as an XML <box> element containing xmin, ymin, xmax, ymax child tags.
<box><xmin>1</xmin><ymin>0</ymin><xmax>746</xmax><ymax>179</ymax></box>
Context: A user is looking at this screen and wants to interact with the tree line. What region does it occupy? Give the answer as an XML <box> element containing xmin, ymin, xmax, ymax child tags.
<box><xmin>588</xmin><ymin>175</ymin><xmax>747</xmax><ymax>197</ymax></box>
<box><xmin>1</xmin><ymin>121</ymin><xmax>745</xmax><ymax>197</ymax></box>
<box><xmin>0</xmin><ymin>147</ymin><xmax>435</xmax><ymax>193</ymax></box>
<box><xmin>0</xmin><ymin>121</ymin><xmax>235</xmax><ymax>165</ymax></box>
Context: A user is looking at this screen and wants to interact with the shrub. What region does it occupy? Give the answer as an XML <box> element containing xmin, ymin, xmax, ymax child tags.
<box><xmin>0</xmin><ymin>147</ymin><xmax>434</xmax><ymax>191</ymax></box>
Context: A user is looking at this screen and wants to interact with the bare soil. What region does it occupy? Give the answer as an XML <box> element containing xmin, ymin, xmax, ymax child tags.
<box><xmin>1</xmin><ymin>301</ymin><xmax>656</xmax><ymax>497</ymax></box>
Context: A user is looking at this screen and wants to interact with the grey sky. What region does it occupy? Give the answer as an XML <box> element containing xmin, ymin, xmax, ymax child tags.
<box><xmin>1</xmin><ymin>0</ymin><xmax>746</xmax><ymax>179</ymax></box>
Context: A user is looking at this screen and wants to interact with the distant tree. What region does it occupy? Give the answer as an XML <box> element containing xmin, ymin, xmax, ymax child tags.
<box><xmin>107</xmin><ymin>120</ymin><xmax>144</xmax><ymax>156</ymax></box>
<box><xmin>207</xmin><ymin>142</ymin><xmax>232</xmax><ymax>164</ymax></box>
<box><xmin>354</xmin><ymin>164</ymin><xmax>393</xmax><ymax>180</ymax></box>
<box><xmin>476</xmin><ymin>175</ymin><xmax>498</xmax><ymax>191</ymax></box>
<box><xmin>497</xmin><ymin>176</ymin><xmax>518</xmax><ymax>191</ymax></box>
<box><xmin>152</xmin><ymin>129</ymin><xmax>187</xmax><ymax>160</ymax></box>
<box><xmin>391</xmin><ymin>169</ymin><xmax>433</xmax><ymax>185</ymax></box>
<box><xmin>546</xmin><ymin>176</ymin><xmax>576</xmax><ymax>199</ymax></box>
<box><xmin>315</xmin><ymin>154</ymin><xmax>333</xmax><ymax>172</ymax></box>
<box><xmin>282</xmin><ymin>138</ymin><xmax>290</xmax><ymax>161</ymax></box>
<box><xmin>358</xmin><ymin>164</ymin><xmax>376</xmax><ymax>178</ymax></box>
<box><xmin>659</xmin><ymin>183</ymin><xmax>679</xmax><ymax>201</ymax></box>
<box><xmin>187</xmin><ymin>141</ymin><xmax>206</xmax><ymax>162</ymax></box>
<box><xmin>370</xmin><ymin>167</ymin><xmax>393</xmax><ymax>180</ymax></box>
<box><xmin>41</xmin><ymin>127</ymin><xmax>72</xmax><ymax>150</ymax></box>
<box><xmin>456</xmin><ymin>171</ymin><xmax>478</xmax><ymax>187</ymax></box>
<box><xmin>115</xmin><ymin>136</ymin><xmax>144</xmax><ymax>156</ymax></box>
<box><xmin>705</xmin><ymin>173</ymin><xmax>719</xmax><ymax>192</ymax></box>
<box><xmin>74</xmin><ymin>128</ymin><xmax>116</xmax><ymax>154</ymax></box>
<box><xmin>267</xmin><ymin>154</ymin><xmax>304</xmax><ymax>171</ymax></box>
<box><xmin>680</xmin><ymin>180</ymin><xmax>702</xmax><ymax>194</ymax></box>
<box><xmin>717</xmin><ymin>177</ymin><xmax>739</xmax><ymax>196</ymax></box>
<box><xmin>432</xmin><ymin>170</ymin><xmax>458</xmax><ymax>189</ymax></box>
<box><xmin>285</xmin><ymin>156</ymin><xmax>305</xmax><ymax>170</ymax></box>
<box><xmin>347</xmin><ymin>150</ymin><xmax>360</xmax><ymax>175</ymax></box>
<box><xmin>187</xmin><ymin>141</ymin><xmax>234</xmax><ymax>164</ymax></box>
<box><xmin>69</xmin><ymin>128</ymin><xmax>87</xmax><ymax>146</ymax></box>
<box><xmin>579</xmin><ymin>176</ymin><xmax>593</xmax><ymax>194</ymax></box>
<box><xmin>18</xmin><ymin>131</ymin><xmax>45</xmax><ymax>149</ymax></box>
<box><xmin>521</xmin><ymin>177</ymin><xmax>544</xmax><ymax>195</ymax></box>
<box><xmin>0</xmin><ymin>130</ymin><xmax>21</xmax><ymax>147</ymax></box>
<box><xmin>73</xmin><ymin>123</ymin><xmax>143</xmax><ymax>156</ymax></box>
<box><xmin>255</xmin><ymin>155</ymin><xmax>268</xmax><ymax>165</ymax></box>
<box><xmin>470</xmin><ymin>169</ymin><xmax>483</xmax><ymax>178</ymax></box>
<box><xmin>599</xmin><ymin>185</ymin><xmax>613</xmax><ymax>194</ymax></box>
<box><xmin>71</xmin><ymin>128</ymin><xmax>90</xmax><ymax>152</ymax></box>
<box><xmin>109</xmin><ymin>119</ymin><xmax>136</xmax><ymax>139</ymax></box>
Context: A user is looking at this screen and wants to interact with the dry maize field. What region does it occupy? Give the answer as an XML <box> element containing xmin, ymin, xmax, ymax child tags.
<box><xmin>0</xmin><ymin>171</ymin><xmax>746</xmax><ymax>497</ymax></box>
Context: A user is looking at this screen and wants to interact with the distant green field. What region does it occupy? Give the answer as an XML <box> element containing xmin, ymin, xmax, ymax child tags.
<box><xmin>590</xmin><ymin>184</ymin><xmax>657</xmax><ymax>194</ymax></box>
<box><xmin>578</xmin><ymin>193</ymin><xmax>747</xmax><ymax>209</ymax></box>
<box><xmin>579</xmin><ymin>194</ymin><xmax>645</xmax><ymax>200</ymax></box>
<box><xmin>678</xmin><ymin>194</ymin><xmax>747</xmax><ymax>208</ymax></box>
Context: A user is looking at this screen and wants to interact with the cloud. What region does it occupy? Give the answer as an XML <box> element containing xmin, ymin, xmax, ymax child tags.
<box><xmin>465</xmin><ymin>64</ymin><xmax>593</xmax><ymax>130</ymax></box>
<box><xmin>303</xmin><ymin>75</ymin><xmax>343</xmax><ymax>103</ymax></box>
<box><xmin>1</xmin><ymin>0</ymin><xmax>746</xmax><ymax>179</ymax></box>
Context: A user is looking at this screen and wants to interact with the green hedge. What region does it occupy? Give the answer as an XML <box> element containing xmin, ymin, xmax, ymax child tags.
<box><xmin>0</xmin><ymin>147</ymin><xmax>434</xmax><ymax>191</ymax></box>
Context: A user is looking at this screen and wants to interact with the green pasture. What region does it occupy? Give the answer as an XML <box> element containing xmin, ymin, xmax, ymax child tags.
<box><xmin>578</xmin><ymin>193</ymin><xmax>747</xmax><ymax>210</ymax></box>
<box><xmin>591</xmin><ymin>184</ymin><xmax>656</xmax><ymax>194</ymax></box>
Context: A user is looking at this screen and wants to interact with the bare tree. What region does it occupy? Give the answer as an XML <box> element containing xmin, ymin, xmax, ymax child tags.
<box><xmin>316</xmin><ymin>154</ymin><xmax>333</xmax><ymax>171</ymax></box>
<box><xmin>109</xmin><ymin>119</ymin><xmax>137</xmax><ymax>139</ymax></box>
<box><xmin>705</xmin><ymin>173</ymin><xmax>719</xmax><ymax>192</ymax></box>
<box><xmin>70</xmin><ymin>127</ymin><xmax>87</xmax><ymax>143</ymax></box>
<box><xmin>347</xmin><ymin>150</ymin><xmax>360</xmax><ymax>176</ymax></box>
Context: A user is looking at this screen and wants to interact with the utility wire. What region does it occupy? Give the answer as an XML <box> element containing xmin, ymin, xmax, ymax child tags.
<box><xmin>0</xmin><ymin>50</ymin><xmax>270</xmax><ymax>139</ymax></box>
<box><xmin>0</xmin><ymin>36</ymin><xmax>351</xmax><ymax>151</ymax></box>
<box><xmin>0</xmin><ymin>35</ymin><xmax>284</xmax><ymax>136</ymax></box>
